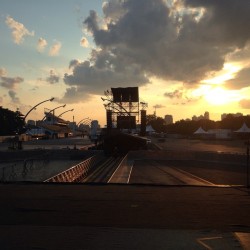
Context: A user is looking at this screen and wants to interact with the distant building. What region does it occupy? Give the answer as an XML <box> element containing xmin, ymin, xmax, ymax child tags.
<box><xmin>164</xmin><ymin>115</ymin><xmax>173</xmax><ymax>125</ymax></box>
<box><xmin>90</xmin><ymin>120</ymin><xmax>100</xmax><ymax>140</ymax></box>
<box><xmin>204</xmin><ymin>111</ymin><xmax>209</xmax><ymax>120</ymax></box>
<box><xmin>79</xmin><ymin>124</ymin><xmax>90</xmax><ymax>133</ymax></box>
<box><xmin>27</xmin><ymin>120</ymin><xmax>36</xmax><ymax>126</ymax></box>
<box><xmin>68</xmin><ymin>122</ymin><xmax>77</xmax><ymax>131</ymax></box>
<box><xmin>221</xmin><ymin>113</ymin><xmax>243</xmax><ymax>120</ymax></box>
<box><xmin>192</xmin><ymin>111</ymin><xmax>209</xmax><ymax>121</ymax></box>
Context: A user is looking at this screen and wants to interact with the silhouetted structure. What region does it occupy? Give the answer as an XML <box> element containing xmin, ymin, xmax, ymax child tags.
<box><xmin>102</xmin><ymin>87</ymin><xmax>147</xmax><ymax>133</ymax></box>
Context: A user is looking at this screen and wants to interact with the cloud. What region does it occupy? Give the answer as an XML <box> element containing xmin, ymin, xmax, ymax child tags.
<box><xmin>183</xmin><ymin>0</ymin><xmax>250</xmax><ymax>48</ymax></box>
<box><xmin>64</xmin><ymin>49</ymin><xmax>148</xmax><ymax>96</ymax></box>
<box><xmin>102</xmin><ymin>0</ymin><xmax>126</xmax><ymax>21</ymax></box>
<box><xmin>63</xmin><ymin>0</ymin><xmax>250</xmax><ymax>102</ymax></box>
<box><xmin>46</xmin><ymin>70</ymin><xmax>60</xmax><ymax>84</ymax></box>
<box><xmin>59</xmin><ymin>87</ymin><xmax>91</xmax><ymax>103</ymax></box>
<box><xmin>153</xmin><ymin>104</ymin><xmax>165</xmax><ymax>109</ymax></box>
<box><xmin>225</xmin><ymin>67</ymin><xmax>250</xmax><ymax>90</ymax></box>
<box><xmin>69</xmin><ymin>59</ymin><xmax>80</xmax><ymax>69</ymax></box>
<box><xmin>0</xmin><ymin>68</ymin><xmax>7</xmax><ymax>77</ymax></box>
<box><xmin>37</xmin><ymin>37</ymin><xmax>48</xmax><ymax>52</ymax></box>
<box><xmin>0</xmin><ymin>75</ymin><xmax>24</xmax><ymax>89</ymax></box>
<box><xmin>8</xmin><ymin>90</ymin><xmax>20</xmax><ymax>103</ymax></box>
<box><xmin>164</xmin><ymin>87</ymin><xmax>201</xmax><ymax>105</ymax></box>
<box><xmin>239</xmin><ymin>99</ymin><xmax>250</xmax><ymax>109</ymax></box>
<box><xmin>80</xmin><ymin>37</ymin><xmax>89</xmax><ymax>47</ymax></box>
<box><xmin>164</xmin><ymin>89</ymin><xmax>183</xmax><ymax>99</ymax></box>
<box><xmin>49</xmin><ymin>41</ymin><xmax>62</xmax><ymax>56</ymax></box>
<box><xmin>5</xmin><ymin>15</ymin><xmax>34</xmax><ymax>44</ymax></box>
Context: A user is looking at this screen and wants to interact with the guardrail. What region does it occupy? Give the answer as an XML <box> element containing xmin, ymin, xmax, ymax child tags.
<box><xmin>44</xmin><ymin>153</ymin><xmax>104</xmax><ymax>182</ymax></box>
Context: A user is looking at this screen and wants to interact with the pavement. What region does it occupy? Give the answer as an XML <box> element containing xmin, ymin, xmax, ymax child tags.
<box><xmin>1</xmin><ymin>137</ymin><xmax>250</xmax><ymax>249</ymax></box>
<box><xmin>0</xmin><ymin>183</ymin><xmax>250</xmax><ymax>249</ymax></box>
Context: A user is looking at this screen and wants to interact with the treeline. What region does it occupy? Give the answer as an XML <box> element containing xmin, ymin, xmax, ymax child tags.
<box><xmin>147</xmin><ymin>114</ymin><xmax>250</xmax><ymax>135</ymax></box>
<box><xmin>0</xmin><ymin>107</ymin><xmax>24</xmax><ymax>136</ymax></box>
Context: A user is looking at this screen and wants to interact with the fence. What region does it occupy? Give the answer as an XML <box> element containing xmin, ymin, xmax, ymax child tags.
<box><xmin>44</xmin><ymin>153</ymin><xmax>105</xmax><ymax>182</ymax></box>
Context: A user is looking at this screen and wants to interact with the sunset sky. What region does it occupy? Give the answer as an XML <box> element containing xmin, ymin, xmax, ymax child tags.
<box><xmin>1</xmin><ymin>0</ymin><xmax>250</xmax><ymax>126</ymax></box>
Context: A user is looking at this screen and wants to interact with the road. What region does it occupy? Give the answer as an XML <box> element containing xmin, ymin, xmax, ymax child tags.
<box><xmin>1</xmin><ymin>137</ymin><xmax>250</xmax><ymax>249</ymax></box>
<box><xmin>150</xmin><ymin>137</ymin><xmax>247</xmax><ymax>154</ymax></box>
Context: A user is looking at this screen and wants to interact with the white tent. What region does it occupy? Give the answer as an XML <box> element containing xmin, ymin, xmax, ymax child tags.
<box><xmin>193</xmin><ymin>127</ymin><xmax>207</xmax><ymax>134</ymax></box>
<box><xmin>234</xmin><ymin>123</ymin><xmax>250</xmax><ymax>133</ymax></box>
<box><xmin>146</xmin><ymin>125</ymin><xmax>155</xmax><ymax>133</ymax></box>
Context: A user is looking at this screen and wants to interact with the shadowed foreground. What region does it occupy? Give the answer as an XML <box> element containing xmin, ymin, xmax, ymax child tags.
<box><xmin>0</xmin><ymin>183</ymin><xmax>249</xmax><ymax>249</ymax></box>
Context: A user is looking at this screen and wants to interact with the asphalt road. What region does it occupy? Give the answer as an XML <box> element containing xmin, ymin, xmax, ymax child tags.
<box><xmin>1</xmin><ymin>137</ymin><xmax>250</xmax><ymax>249</ymax></box>
<box><xmin>0</xmin><ymin>184</ymin><xmax>249</xmax><ymax>249</ymax></box>
<box><xmin>151</xmin><ymin>137</ymin><xmax>247</xmax><ymax>154</ymax></box>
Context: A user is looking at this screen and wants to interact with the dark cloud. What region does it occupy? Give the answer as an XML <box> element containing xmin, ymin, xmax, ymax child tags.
<box><xmin>69</xmin><ymin>59</ymin><xmax>80</xmax><ymax>70</ymax></box>
<box><xmin>164</xmin><ymin>87</ymin><xmax>201</xmax><ymax>105</ymax></box>
<box><xmin>0</xmin><ymin>76</ymin><xmax>23</xmax><ymax>89</ymax></box>
<box><xmin>225</xmin><ymin>67</ymin><xmax>250</xmax><ymax>90</ymax></box>
<box><xmin>164</xmin><ymin>89</ymin><xmax>183</xmax><ymax>99</ymax></box>
<box><xmin>46</xmin><ymin>70</ymin><xmax>60</xmax><ymax>84</ymax></box>
<box><xmin>102</xmin><ymin>0</ymin><xmax>125</xmax><ymax>21</ymax></box>
<box><xmin>63</xmin><ymin>0</ymin><xmax>250</xmax><ymax>101</ymax></box>
<box><xmin>58</xmin><ymin>87</ymin><xmax>91</xmax><ymax>104</ymax></box>
<box><xmin>64</xmin><ymin>49</ymin><xmax>148</xmax><ymax>95</ymax></box>
<box><xmin>184</xmin><ymin>0</ymin><xmax>250</xmax><ymax>48</ymax></box>
<box><xmin>8</xmin><ymin>90</ymin><xmax>20</xmax><ymax>103</ymax></box>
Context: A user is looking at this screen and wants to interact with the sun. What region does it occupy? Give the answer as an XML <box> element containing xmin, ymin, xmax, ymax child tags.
<box><xmin>204</xmin><ymin>87</ymin><xmax>236</xmax><ymax>105</ymax></box>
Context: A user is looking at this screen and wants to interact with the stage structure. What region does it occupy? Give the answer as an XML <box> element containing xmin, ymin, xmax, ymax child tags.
<box><xmin>102</xmin><ymin>87</ymin><xmax>147</xmax><ymax>134</ymax></box>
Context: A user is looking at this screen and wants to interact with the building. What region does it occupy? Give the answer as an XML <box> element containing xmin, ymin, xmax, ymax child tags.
<box><xmin>33</xmin><ymin>112</ymin><xmax>72</xmax><ymax>138</ymax></box>
<box><xmin>221</xmin><ymin>113</ymin><xmax>243</xmax><ymax>120</ymax></box>
<box><xmin>164</xmin><ymin>115</ymin><xmax>173</xmax><ymax>125</ymax></box>
<box><xmin>27</xmin><ymin>120</ymin><xmax>36</xmax><ymax>126</ymax></box>
<box><xmin>192</xmin><ymin>111</ymin><xmax>210</xmax><ymax>121</ymax></box>
<box><xmin>90</xmin><ymin>120</ymin><xmax>100</xmax><ymax>140</ymax></box>
<box><xmin>204</xmin><ymin>111</ymin><xmax>209</xmax><ymax>120</ymax></box>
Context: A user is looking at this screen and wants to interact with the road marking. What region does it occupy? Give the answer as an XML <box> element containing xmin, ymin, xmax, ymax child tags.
<box><xmin>107</xmin><ymin>159</ymin><xmax>123</xmax><ymax>183</ymax></box>
<box><xmin>197</xmin><ymin>236</ymin><xmax>223</xmax><ymax>250</ymax></box>
<box><xmin>173</xmin><ymin>167</ymin><xmax>215</xmax><ymax>186</ymax></box>
<box><xmin>127</xmin><ymin>165</ymin><xmax>133</xmax><ymax>184</ymax></box>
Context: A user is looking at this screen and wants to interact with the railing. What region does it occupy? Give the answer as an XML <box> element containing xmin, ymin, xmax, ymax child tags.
<box><xmin>44</xmin><ymin>153</ymin><xmax>104</xmax><ymax>182</ymax></box>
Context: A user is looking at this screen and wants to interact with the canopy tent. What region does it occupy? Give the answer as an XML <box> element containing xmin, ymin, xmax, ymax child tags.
<box><xmin>146</xmin><ymin>125</ymin><xmax>155</xmax><ymax>133</ymax></box>
<box><xmin>234</xmin><ymin>123</ymin><xmax>250</xmax><ymax>133</ymax></box>
<box><xmin>193</xmin><ymin>127</ymin><xmax>207</xmax><ymax>134</ymax></box>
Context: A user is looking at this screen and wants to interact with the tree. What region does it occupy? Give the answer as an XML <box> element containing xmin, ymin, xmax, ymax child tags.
<box><xmin>146</xmin><ymin>115</ymin><xmax>166</xmax><ymax>133</ymax></box>
<box><xmin>0</xmin><ymin>107</ymin><xmax>25</xmax><ymax>135</ymax></box>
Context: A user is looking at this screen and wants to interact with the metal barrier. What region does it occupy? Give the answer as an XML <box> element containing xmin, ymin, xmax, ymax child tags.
<box><xmin>44</xmin><ymin>153</ymin><xmax>104</xmax><ymax>182</ymax></box>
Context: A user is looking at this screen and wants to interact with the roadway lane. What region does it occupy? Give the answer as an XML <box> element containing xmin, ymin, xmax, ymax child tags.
<box><xmin>151</xmin><ymin>137</ymin><xmax>246</xmax><ymax>154</ymax></box>
<box><xmin>129</xmin><ymin>160</ymin><xmax>216</xmax><ymax>186</ymax></box>
<box><xmin>109</xmin><ymin>159</ymin><xmax>218</xmax><ymax>186</ymax></box>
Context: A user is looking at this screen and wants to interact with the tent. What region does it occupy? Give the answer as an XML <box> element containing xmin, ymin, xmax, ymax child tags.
<box><xmin>234</xmin><ymin>123</ymin><xmax>250</xmax><ymax>133</ymax></box>
<box><xmin>146</xmin><ymin>125</ymin><xmax>155</xmax><ymax>133</ymax></box>
<box><xmin>193</xmin><ymin>127</ymin><xmax>207</xmax><ymax>134</ymax></box>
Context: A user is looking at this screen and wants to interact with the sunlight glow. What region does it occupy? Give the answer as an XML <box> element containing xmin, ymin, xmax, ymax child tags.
<box><xmin>202</xmin><ymin>63</ymin><xmax>241</xmax><ymax>85</ymax></box>
<box><xmin>205</xmin><ymin>87</ymin><xmax>232</xmax><ymax>105</ymax></box>
<box><xmin>193</xmin><ymin>85</ymin><xmax>242</xmax><ymax>106</ymax></box>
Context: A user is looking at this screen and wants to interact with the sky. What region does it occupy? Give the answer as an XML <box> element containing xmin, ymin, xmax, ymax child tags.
<box><xmin>1</xmin><ymin>0</ymin><xmax>250</xmax><ymax>126</ymax></box>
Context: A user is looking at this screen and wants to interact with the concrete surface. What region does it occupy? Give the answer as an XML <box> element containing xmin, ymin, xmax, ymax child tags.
<box><xmin>1</xmin><ymin>137</ymin><xmax>250</xmax><ymax>249</ymax></box>
<box><xmin>0</xmin><ymin>183</ymin><xmax>250</xmax><ymax>249</ymax></box>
